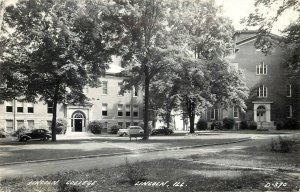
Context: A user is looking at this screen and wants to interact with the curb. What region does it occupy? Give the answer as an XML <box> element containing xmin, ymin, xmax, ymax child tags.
<box><xmin>0</xmin><ymin>137</ymin><xmax>252</xmax><ymax>167</ymax></box>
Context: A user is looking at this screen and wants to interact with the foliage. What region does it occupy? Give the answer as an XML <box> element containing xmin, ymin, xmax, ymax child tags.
<box><xmin>56</xmin><ymin>118</ymin><xmax>67</xmax><ymax>134</ymax></box>
<box><xmin>248</xmin><ymin>121</ymin><xmax>258</xmax><ymax>130</ymax></box>
<box><xmin>0</xmin><ymin>0</ymin><xmax>119</xmax><ymax>141</ymax></box>
<box><xmin>88</xmin><ymin>120</ymin><xmax>103</xmax><ymax>134</ymax></box>
<box><xmin>211</xmin><ymin>121</ymin><xmax>222</xmax><ymax>130</ymax></box>
<box><xmin>222</xmin><ymin>118</ymin><xmax>235</xmax><ymax>130</ymax></box>
<box><xmin>239</xmin><ymin>121</ymin><xmax>249</xmax><ymax>130</ymax></box>
<box><xmin>271</xmin><ymin>136</ymin><xmax>298</xmax><ymax>153</ymax></box>
<box><xmin>0</xmin><ymin>128</ymin><xmax>6</xmax><ymax>138</ymax></box>
<box><xmin>122</xmin><ymin>158</ymin><xmax>147</xmax><ymax>186</ymax></box>
<box><xmin>276</xmin><ymin>118</ymin><xmax>299</xmax><ymax>130</ymax></box>
<box><xmin>196</xmin><ymin>119</ymin><xmax>208</xmax><ymax>130</ymax></box>
<box><xmin>109</xmin><ymin>125</ymin><xmax>121</xmax><ymax>134</ymax></box>
<box><xmin>12</xmin><ymin>126</ymin><xmax>30</xmax><ymax>137</ymax></box>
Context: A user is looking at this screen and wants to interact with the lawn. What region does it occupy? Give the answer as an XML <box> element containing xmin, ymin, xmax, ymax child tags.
<box><xmin>0</xmin><ymin>137</ymin><xmax>248</xmax><ymax>165</ymax></box>
<box><xmin>1</xmin><ymin>158</ymin><xmax>299</xmax><ymax>192</ymax></box>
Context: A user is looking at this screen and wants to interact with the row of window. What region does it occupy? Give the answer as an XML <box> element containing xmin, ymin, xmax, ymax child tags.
<box><xmin>102</xmin><ymin>104</ymin><xmax>139</xmax><ymax>117</ymax></box>
<box><xmin>5</xmin><ymin>119</ymin><xmax>35</xmax><ymax>131</ymax></box>
<box><xmin>210</xmin><ymin>106</ymin><xmax>239</xmax><ymax>120</ymax></box>
<box><xmin>5</xmin><ymin>102</ymin><xmax>35</xmax><ymax>113</ymax></box>
<box><xmin>256</xmin><ymin>84</ymin><xmax>292</xmax><ymax>98</ymax></box>
<box><xmin>101</xmin><ymin>82</ymin><xmax>138</xmax><ymax>96</ymax></box>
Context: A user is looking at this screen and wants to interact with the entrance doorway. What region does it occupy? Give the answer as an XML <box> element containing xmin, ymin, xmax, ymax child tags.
<box><xmin>71</xmin><ymin>111</ymin><xmax>86</xmax><ymax>132</ymax></box>
<box><xmin>257</xmin><ymin>105</ymin><xmax>266</xmax><ymax>122</ymax></box>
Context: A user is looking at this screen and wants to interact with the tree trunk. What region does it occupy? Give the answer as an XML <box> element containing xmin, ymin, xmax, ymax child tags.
<box><xmin>143</xmin><ymin>66</ymin><xmax>150</xmax><ymax>140</ymax></box>
<box><xmin>186</xmin><ymin>96</ymin><xmax>195</xmax><ymax>133</ymax></box>
<box><xmin>166</xmin><ymin>109</ymin><xmax>171</xmax><ymax>128</ymax></box>
<box><xmin>189</xmin><ymin>112</ymin><xmax>195</xmax><ymax>133</ymax></box>
<box><xmin>51</xmin><ymin>83</ymin><xmax>59</xmax><ymax>142</ymax></box>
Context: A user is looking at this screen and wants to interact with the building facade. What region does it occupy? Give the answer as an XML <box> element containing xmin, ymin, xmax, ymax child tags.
<box><xmin>0</xmin><ymin>72</ymin><xmax>144</xmax><ymax>133</ymax></box>
<box><xmin>205</xmin><ymin>30</ymin><xmax>299</xmax><ymax>129</ymax></box>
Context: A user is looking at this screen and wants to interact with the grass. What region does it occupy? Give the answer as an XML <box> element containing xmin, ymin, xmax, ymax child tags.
<box><xmin>0</xmin><ymin>137</ymin><xmax>244</xmax><ymax>164</ymax></box>
<box><xmin>1</xmin><ymin>158</ymin><xmax>299</xmax><ymax>192</ymax></box>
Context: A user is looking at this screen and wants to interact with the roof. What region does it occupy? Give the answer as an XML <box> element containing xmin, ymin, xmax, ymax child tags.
<box><xmin>234</xmin><ymin>30</ymin><xmax>282</xmax><ymax>46</ymax></box>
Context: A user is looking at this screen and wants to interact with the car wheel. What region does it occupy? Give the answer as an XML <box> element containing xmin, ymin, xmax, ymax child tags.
<box><xmin>44</xmin><ymin>136</ymin><xmax>50</xmax><ymax>141</ymax></box>
<box><xmin>21</xmin><ymin>137</ymin><xmax>28</xmax><ymax>142</ymax></box>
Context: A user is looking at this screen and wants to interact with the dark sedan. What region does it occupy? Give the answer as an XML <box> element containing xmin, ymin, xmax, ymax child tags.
<box><xmin>151</xmin><ymin>127</ymin><xmax>174</xmax><ymax>135</ymax></box>
<box><xmin>19</xmin><ymin>129</ymin><xmax>52</xmax><ymax>142</ymax></box>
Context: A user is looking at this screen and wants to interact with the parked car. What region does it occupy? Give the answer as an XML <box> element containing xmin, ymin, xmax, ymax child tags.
<box><xmin>117</xmin><ymin>126</ymin><xmax>144</xmax><ymax>136</ymax></box>
<box><xmin>19</xmin><ymin>129</ymin><xmax>52</xmax><ymax>142</ymax></box>
<box><xmin>151</xmin><ymin>127</ymin><xmax>174</xmax><ymax>135</ymax></box>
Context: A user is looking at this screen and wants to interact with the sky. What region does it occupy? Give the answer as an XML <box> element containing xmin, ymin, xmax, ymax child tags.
<box><xmin>215</xmin><ymin>0</ymin><xmax>299</xmax><ymax>34</ymax></box>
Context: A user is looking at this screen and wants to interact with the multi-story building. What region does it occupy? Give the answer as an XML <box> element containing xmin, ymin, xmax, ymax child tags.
<box><xmin>0</xmin><ymin>69</ymin><xmax>144</xmax><ymax>133</ymax></box>
<box><xmin>204</xmin><ymin>30</ymin><xmax>299</xmax><ymax>129</ymax></box>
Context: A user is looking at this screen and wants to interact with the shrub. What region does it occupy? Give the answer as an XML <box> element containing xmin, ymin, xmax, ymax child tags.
<box><xmin>271</xmin><ymin>136</ymin><xmax>297</xmax><ymax>153</ymax></box>
<box><xmin>0</xmin><ymin>128</ymin><xmax>6</xmax><ymax>138</ymax></box>
<box><xmin>123</xmin><ymin>158</ymin><xmax>147</xmax><ymax>185</ymax></box>
<box><xmin>88</xmin><ymin>120</ymin><xmax>103</xmax><ymax>134</ymax></box>
<box><xmin>211</xmin><ymin>121</ymin><xmax>222</xmax><ymax>130</ymax></box>
<box><xmin>222</xmin><ymin>118</ymin><xmax>235</xmax><ymax>129</ymax></box>
<box><xmin>276</xmin><ymin>118</ymin><xmax>299</xmax><ymax>130</ymax></box>
<box><xmin>12</xmin><ymin>126</ymin><xmax>31</xmax><ymax>137</ymax></box>
<box><xmin>196</xmin><ymin>119</ymin><xmax>207</xmax><ymax>130</ymax></box>
<box><xmin>239</xmin><ymin>121</ymin><xmax>248</xmax><ymax>130</ymax></box>
<box><xmin>248</xmin><ymin>121</ymin><xmax>257</xmax><ymax>130</ymax></box>
<box><xmin>56</xmin><ymin>118</ymin><xmax>67</xmax><ymax>134</ymax></box>
<box><xmin>109</xmin><ymin>125</ymin><xmax>121</xmax><ymax>134</ymax></box>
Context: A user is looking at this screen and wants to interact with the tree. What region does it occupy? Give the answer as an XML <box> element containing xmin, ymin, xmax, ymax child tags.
<box><xmin>0</xmin><ymin>0</ymin><xmax>119</xmax><ymax>141</ymax></box>
<box><xmin>165</xmin><ymin>0</ymin><xmax>248</xmax><ymax>133</ymax></box>
<box><xmin>113</xmin><ymin>0</ymin><xmax>173</xmax><ymax>139</ymax></box>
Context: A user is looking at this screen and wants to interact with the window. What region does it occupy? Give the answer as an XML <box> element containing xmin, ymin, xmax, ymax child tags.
<box><xmin>133</xmin><ymin>86</ymin><xmax>138</xmax><ymax>97</ymax></box>
<box><xmin>233</xmin><ymin>106</ymin><xmax>239</xmax><ymax>118</ymax></box>
<box><xmin>27</xmin><ymin>103</ymin><xmax>34</xmax><ymax>113</ymax></box>
<box><xmin>118</xmin><ymin>82</ymin><xmax>124</xmax><ymax>96</ymax></box>
<box><xmin>118</xmin><ymin>122</ymin><xmax>123</xmax><ymax>128</ymax></box>
<box><xmin>17</xmin><ymin>120</ymin><xmax>24</xmax><ymax>128</ymax></box>
<box><xmin>257</xmin><ymin>85</ymin><xmax>267</xmax><ymax>98</ymax></box>
<box><xmin>102</xmin><ymin>104</ymin><xmax>108</xmax><ymax>116</ymax></box>
<box><xmin>17</xmin><ymin>102</ymin><xmax>23</xmax><ymax>113</ymax></box>
<box><xmin>6</xmin><ymin>120</ymin><xmax>13</xmax><ymax>132</ymax></box>
<box><xmin>126</xmin><ymin>122</ymin><xmax>131</xmax><ymax>128</ymax></box>
<box><xmin>287</xmin><ymin>84</ymin><xmax>292</xmax><ymax>97</ymax></box>
<box><xmin>125</xmin><ymin>105</ymin><xmax>131</xmax><ymax>116</ymax></box>
<box><xmin>133</xmin><ymin>105</ymin><xmax>139</xmax><ymax>117</ymax></box>
<box><xmin>102</xmin><ymin>81</ymin><xmax>108</xmax><ymax>95</ymax></box>
<box><xmin>47</xmin><ymin>102</ymin><xmax>53</xmax><ymax>113</ymax></box>
<box><xmin>256</xmin><ymin>61</ymin><xmax>267</xmax><ymax>75</ymax></box>
<box><xmin>118</xmin><ymin>104</ymin><xmax>123</xmax><ymax>116</ymax></box>
<box><xmin>6</xmin><ymin>106</ymin><xmax>13</xmax><ymax>112</ymax></box>
<box><xmin>287</xmin><ymin>105</ymin><xmax>292</xmax><ymax>118</ymax></box>
<box><xmin>27</xmin><ymin>120</ymin><xmax>34</xmax><ymax>129</ymax></box>
<box><xmin>210</xmin><ymin>109</ymin><xmax>218</xmax><ymax>120</ymax></box>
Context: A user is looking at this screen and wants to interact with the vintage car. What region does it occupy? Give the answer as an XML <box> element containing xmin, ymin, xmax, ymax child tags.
<box><xmin>19</xmin><ymin>129</ymin><xmax>52</xmax><ymax>142</ymax></box>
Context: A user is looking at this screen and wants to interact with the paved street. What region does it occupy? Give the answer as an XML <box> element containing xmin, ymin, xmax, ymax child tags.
<box><xmin>0</xmin><ymin>133</ymin><xmax>295</xmax><ymax>180</ymax></box>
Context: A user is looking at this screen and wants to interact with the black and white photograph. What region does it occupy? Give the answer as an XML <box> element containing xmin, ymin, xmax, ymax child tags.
<box><xmin>0</xmin><ymin>0</ymin><xmax>299</xmax><ymax>191</ymax></box>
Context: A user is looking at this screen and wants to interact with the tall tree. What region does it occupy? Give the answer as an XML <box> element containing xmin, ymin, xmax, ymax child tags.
<box><xmin>0</xmin><ymin>0</ymin><xmax>119</xmax><ymax>141</ymax></box>
<box><xmin>113</xmin><ymin>0</ymin><xmax>173</xmax><ymax>139</ymax></box>
<box><xmin>166</xmin><ymin>0</ymin><xmax>246</xmax><ymax>133</ymax></box>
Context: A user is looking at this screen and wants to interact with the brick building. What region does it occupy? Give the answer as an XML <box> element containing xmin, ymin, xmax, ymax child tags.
<box><xmin>204</xmin><ymin>30</ymin><xmax>299</xmax><ymax>129</ymax></box>
<box><xmin>0</xmin><ymin>69</ymin><xmax>144</xmax><ymax>133</ymax></box>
